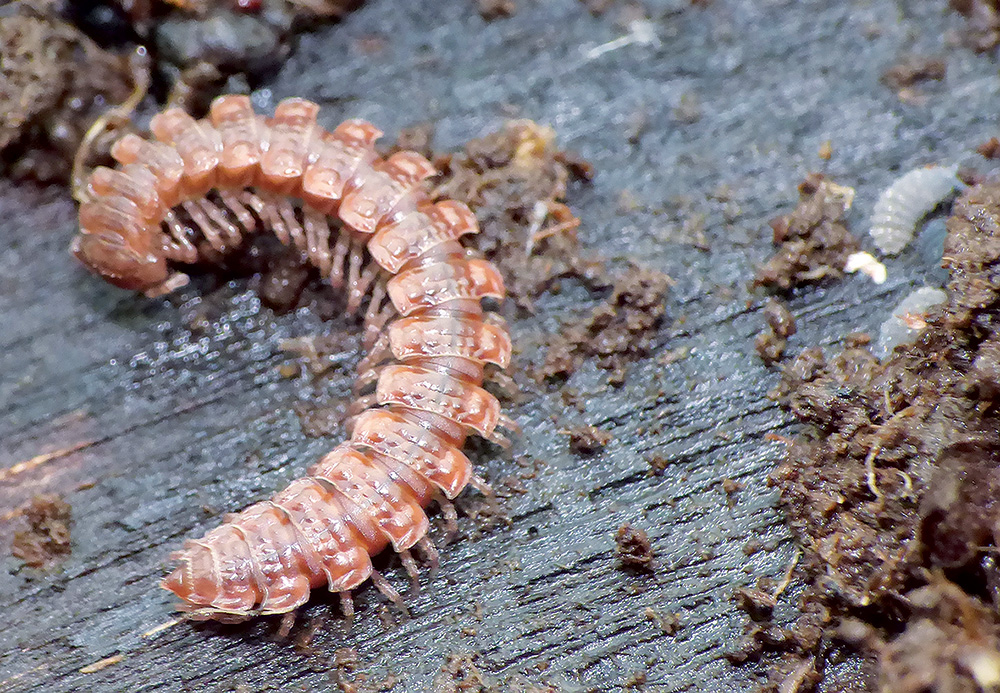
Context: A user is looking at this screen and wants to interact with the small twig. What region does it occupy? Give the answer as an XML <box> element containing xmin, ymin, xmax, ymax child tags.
<box><xmin>79</xmin><ymin>654</ymin><xmax>123</xmax><ymax>674</ymax></box>
<box><xmin>865</xmin><ymin>443</ymin><xmax>885</xmax><ymax>501</ymax></box>
<box><xmin>583</xmin><ymin>20</ymin><xmax>659</xmax><ymax>62</ymax></box>
<box><xmin>141</xmin><ymin>616</ymin><xmax>184</xmax><ymax>639</ymax></box>
<box><xmin>0</xmin><ymin>440</ymin><xmax>95</xmax><ymax>483</ymax></box>
<box><xmin>772</xmin><ymin>549</ymin><xmax>801</xmax><ymax>600</ymax></box>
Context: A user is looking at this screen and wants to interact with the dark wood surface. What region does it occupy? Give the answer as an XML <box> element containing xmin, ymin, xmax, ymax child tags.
<box><xmin>1</xmin><ymin>1</ymin><xmax>996</xmax><ymax>691</ymax></box>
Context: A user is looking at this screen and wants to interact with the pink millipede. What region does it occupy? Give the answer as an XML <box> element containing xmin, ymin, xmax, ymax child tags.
<box><xmin>71</xmin><ymin>94</ymin><xmax>519</xmax><ymax>622</ymax></box>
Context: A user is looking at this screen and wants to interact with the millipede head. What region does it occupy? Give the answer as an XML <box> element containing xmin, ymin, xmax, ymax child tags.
<box><xmin>70</xmin><ymin>232</ymin><xmax>169</xmax><ymax>292</ymax></box>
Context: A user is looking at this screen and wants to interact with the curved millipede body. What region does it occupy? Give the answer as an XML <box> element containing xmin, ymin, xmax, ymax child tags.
<box><xmin>869</xmin><ymin>164</ymin><xmax>960</xmax><ymax>256</ymax></box>
<box><xmin>72</xmin><ymin>95</ymin><xmax>518</xmax><ymax>622</ymax></box>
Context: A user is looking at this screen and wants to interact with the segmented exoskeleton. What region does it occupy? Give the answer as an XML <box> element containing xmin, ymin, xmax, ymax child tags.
<box><xmin>72</xmin><ymin>95</ymin><xmax>517</xmax><ymax>622</ymax></box>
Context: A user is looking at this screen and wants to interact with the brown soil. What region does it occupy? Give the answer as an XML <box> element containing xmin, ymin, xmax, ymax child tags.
<box><xmin>432</xmin><ymin>119</ymin><xmax>605</xmax><ymax>311</ymax></box>
<box><xmin>538</xmin><ymin>269</ymin><xmax>672</xmax><ymax>385</ymax></box>
<box><xmin>755</xmin><ymin>298</ymin><xmax>796</xmax><ymax>365</ymax></box>
<box><xmin>616</xmin><ymin>522</ymin><xmax>654</xmax><ymax>572</ymax></box>
<box><xmin>977</xmin><ymin>137</ymin><xmax>1000</xmax><ymax>160</ymax></box>
<box><xmin>10</xmin><ymin>494</ymin><xmax>72</xmax><ymax>568</ymax></box>
<box><xmin>739</xmin><ymin>180</ymin><xmax>1000</xmax><ymax>691</ymax></box>
<box><xmin>0</xmin><ymin>7</ymin><xmax>136</xmax><ymax>182</ymax></box>
<box><xmin>752</xmin><ymin>174</ymin><xmax>860</xmax><ymax>292</ymax></box>
<box><xmin>563</xmin><ymin>425</ymin><xmax>613</xmax><ymax>455</ymax></box>
<box><xmin>881</xmin><ymin>55</ymin><xmax>946</xmax><ymax>92</ymax></box>
<box><xmin>433</xmin><ymin>653</ymin><xmax>495</xmax><ymax>693</ymax></box>
<box><xmin>477</xmin><ymin>0</ymin><xmax>517</xmax><ymax>20</ymax></box>
<box><xmin>431</xmin><ymin>121</ymin><xmax>671</xmax><ymax>389</ymax></box>
<box><xmin>950</xmin><ymin>0</ymin><xmax>1000</xmax><ymax>53</ymax></box>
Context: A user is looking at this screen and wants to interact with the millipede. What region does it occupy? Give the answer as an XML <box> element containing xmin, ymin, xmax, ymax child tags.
<box><xmin>71</xmin><ymin>94</ymin><xmax>519</xmax><ymax>623</ymax></box>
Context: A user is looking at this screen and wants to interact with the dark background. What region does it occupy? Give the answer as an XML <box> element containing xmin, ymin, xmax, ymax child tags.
<box><xmin>1</xmin><ymin>0</ymin><xmax>996</xmax><ymax>690</ymax></box>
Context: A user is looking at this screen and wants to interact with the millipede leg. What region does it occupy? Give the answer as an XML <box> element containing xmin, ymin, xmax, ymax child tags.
<box><xmin>329</xmin><ymin>231</ymin><xmax>351</xmax><ymax>288</ymax></box>
<box><xmin>277</xmin><ymin>610</ymin><xmax>296</xmax><ymax>639</ymax></box>
<box><xmin>469</xmin><ymin>474</ymin><xmax>503</xmax><ymax>518</ymax></box>
<box><xmin>487</xmin><ymin>369</ymin><xmax>519</xmax><ymax>399</ymax></box>
<box><xmin>363</xmin><ymin>281</ymin><xmax>387</xmax><ymax>330</ymax></box>
<box><xmin>347</xmin><ymin>393</ymin><xmax>378</xmax><ymax>416</ymax></box>
<box><xmin>499</xmin><ymin>413</ymin><xmax>521</xmax><ymax>435</ymax></box>
<box><xmin>370</xmin><ymin>570</ymin><xmax>409</xmax><ymax>616</ymax></box>
<box><xmin>352</xmin><ymin>366</ymin><xmax>382</xmax><ymax>396</ymax></box>
<box><xmin>398</xmin><ymin>549</ymin><xmax>421</xmax><ymax>597</ymax></box>
<box><xmin>196</xmin><ymin>198</ymin><xmax>243</xmax><ymax>247</ymax></box>
<box><xmin>437</xmin><ymin>494</ymin><xmax>459</xmax><ymax>544</ymax></box>
<box><xmin>304</xmin><ymin>211</ymin><xmax>332</xmax><ymax>275</ymax></box>
<box><xmin>257</xmin><ymin>192</ymin><xmax>290</xmax><ymax>245</ymax></box>
<box><xmin>486</xmin><ymin>430</ymin><xmax>512</xmax><ymax>449</ymax></box>
<box><xmin>162</xmin><ymin>210</ymin><xmax>198</xmax><ymax>262</ymax></box>
<box><xmin>278</xmin><ymin>198</ymin><xmax>306</xmax><ymax>254</ymax></box>
<box><xmin>182</xmin><ymin>200</ymin><xmax>226</xmax><ymax>252</ymax></box>
<box><xmin>338</xmin><ymin>591</ymin><xmax>355</xmax><ymax>626</ymax></box>
<box><xmin>219</xmin><ymin>190</ymin><xmax>257</xmax><ymax>232</ymax></box>
<box><xmin>487</xmin><ymin>413</ymin><xmax>519</xmax><ymax>447</ymax></box>
<box><xmin>356</xmin><ymin>332</ymin><xmax>391</xmax><ymax>374</ymax></box>
<box><xmin>363</xmin><ymin>302</ymin><xmax>396</xmax><ymax>350</ymax></box>
<box><xmin>417</xmin><ymin>536</ymin><xmax>440</xmax><ymax>577</ymax></box>
<box><xmin>345</xmin><ymin>242</ymin><xmax>365</xmax><ymax>313</ymax></box>
<box><xmin>469</xmin><ymin>474</ymin><xmax>494</xmax><ymax>497</ymax></box>
<box><xmin>350</xmin><ymin>263</ymin><xmax>380</xmax><ymax>314</ymax></box>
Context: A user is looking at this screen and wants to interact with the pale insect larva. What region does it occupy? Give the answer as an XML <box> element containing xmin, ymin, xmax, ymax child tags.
<box><xmin>72</xmin><ymin>95</ymin><xmax>519</xmax><ymax>623</ymax></box>
<box><xmin>869</xmin><ymin>164</ymin><xmax>960</xmax><ymax>256</ymax></box>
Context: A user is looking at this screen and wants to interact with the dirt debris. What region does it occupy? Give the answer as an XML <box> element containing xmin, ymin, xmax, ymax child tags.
<box><xmin>539</xmin><ymin>269</ymin><xmax>671</xmax><ymax>385</ymax></box>
<box><xmin>646</xmin><ymin>453</ymin><xmax>670</xmax><ymax>476</ymax></box>
<box><xmin>755</xmin><ymin>299</ymin><xmax>796</xmax><ymax>365</ymax></box>
<box><xmin>950</xmin><ymin>0</ymin><xmax>1000</xmax><ymax>53</ymax></box>
<box><xmin>977</xmin><ymin>136</ymin><xmax>1000</xmax><ymax>160</ymax></box>
<box><xmin>433</xmin><ymin>653</ymin><xmax>495</xmax><ymax>693</ymax></box>
<box><xmin>616</xmin><ymin>522</ymin><xmax>654</xmax><ymax>572</ymax></box>
<box><xmin>579</xmin><ymin>0</ymin><xmax>616</xmax><ymax>14</ymax></box>
<box><xmin>752</xmin><ymin>174</ymin><xmax>860</xmax><ymax>292</ymax></box>
<box><xmin>881</xmin><ymin>55</ymin><xmax>946</xmax><ymax>94</ymax></box>
<box><xmin>738</xmin><ymin>179</ymin><xmax>1000</xmax><ymax>690</ymax></box>
<box><xmin>433</xmin><ymin>119</ymin><xmax>604</xmax><ymax>311</ymax></box>
<box><xmin>645</xmin><ymin>607</ymin><xmax>682</xmax><ymax>635</ymax></box>
<box><xmin>876</xmin><ymin>579</ymin><xmax>1000</xmax><ymax>693</ymax></box>
<box><xmin>10</xmin><ymin>494</ymin><xmax>72</xmax><ymax>568</ymax></box>
<box><xmin>0</xmin><ymin>7</ymin><xmax>136</xmax><ymax>182</ymax></box>
<box><xmin>477</xmin><ymin>0</ymin><xmax>516</xmax><ymax>20</ymax></box>
<box><xmin>562</xmin><ymin>425</ymin><xmax>612</xmax><ymax>455</ymax></box>
<box><xmin>390</xmin><ymin>122</ymin><xmax>436</xmax><ymax>160</ymax></box>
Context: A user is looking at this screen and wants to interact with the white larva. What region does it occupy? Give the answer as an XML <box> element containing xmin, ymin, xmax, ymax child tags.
<box><xmin>869</xmin><ymin>165</ymin><xmax>960</xmax><ymax>256</ymax></box>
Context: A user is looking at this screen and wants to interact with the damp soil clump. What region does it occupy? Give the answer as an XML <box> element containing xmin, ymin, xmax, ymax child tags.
<box><xmin>881</xmin><ymin>55</ymin><xmax>947</xmax><ymax>91</ymax></box>
<box><xmin>950</xmin><ymin>0</ymin><xmax>1000</xmax><ymax>53</ymax></box>
<box><xmin>0</xmin><ymin>6</ymin><xmax>137</xmax><ymax>182</ymax></box>
<box><xmin>753</xmin><ymin>173</ymin><xmax>860</xmax><ymax>292</ymax></box>
<box><xmin>428</xmin><ymin>121</ymin><xmax>673</xmax><ymax>384</ymax></box>
<box><xmin>10</xmin><ymin>494</ymin><xmax>73</xmax><ymax>568</ymax></box>
<box><xmin>538</xmin><ymin>268</ymin><xmax>672</xmax><ymax>385</ymax></box>
<box><xmin>755</xmin><ymin>298</ymin><xmax>796</xmax><ymax>365</ymax></box>
<box><xmin>431</xmin><ymin>119</ymin><xmax>605</xmax><ymax>311</ymax></box>
<box><xmin>738</xmin><ymin>179</ymin><xmax>1000</xmax><ymax>691</ymax></box>
<box><xmin>616</xmin><ymin>522</ymin><xmax>654</xmax><ymax>572</ymax></box>
<box><xmin>563</xmin><ymin>424</ymin><xmax>613</xmax><ymax>455</ymax></box>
